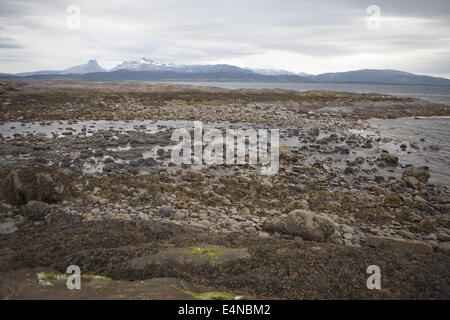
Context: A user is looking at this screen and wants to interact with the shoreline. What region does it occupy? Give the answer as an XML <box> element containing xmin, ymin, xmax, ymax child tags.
<box><xmin>0</xmin><ymin>80</ymin><xmax>449</xmax><ymax>299</ymax></box>
<box><xmin>0</xmin><ymin>80</ymin><xmax>449</xmax><ymax>122</ymax></box>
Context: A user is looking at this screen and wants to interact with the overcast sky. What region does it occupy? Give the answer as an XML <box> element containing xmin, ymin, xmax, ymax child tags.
<box><xmin>1</xmin><ymin>0</ymin><xmax>449</xmax><ymax>77</ymax></box>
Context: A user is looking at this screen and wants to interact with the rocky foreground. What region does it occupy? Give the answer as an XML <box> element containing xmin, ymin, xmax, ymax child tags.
<box><xmin>0</xmin><ymin>80</ymin><xmax>449</xmax><ymax>299</ymax></box>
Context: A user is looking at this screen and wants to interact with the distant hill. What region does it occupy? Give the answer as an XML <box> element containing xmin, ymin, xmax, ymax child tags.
<box><xmin>0</xmin><ymin>69</ymin><xmax>309</xmax><ymax>82</ymax></box>
<box><xmin>14</xmin><ymin>60</ymin><xmax>106</xmax><ymax>76</ymax></box>
<box><xmin>312</xmin><ymin>69</ymin><xmax>450</xmax><ymax>86</ymax></box>
<box><xmin>2</xmin><ymin>59</ymin><xmax>450</xmax><ymax>86</ymax></box>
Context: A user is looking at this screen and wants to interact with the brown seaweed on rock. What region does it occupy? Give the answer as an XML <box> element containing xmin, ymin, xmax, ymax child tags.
<box><xmin>0</xmin><ymin>166</ymin><xmax>74</xmax><ymax>205</ymax></box>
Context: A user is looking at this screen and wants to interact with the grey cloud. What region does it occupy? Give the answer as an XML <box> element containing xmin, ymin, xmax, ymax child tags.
<box><xmin>0</xmin><ymin>43</ymin><xmax>23</xmax><ymax>49</ymax></box>
<box><xmin>0</xmin><ymin>0</ymin><xmax>448</xmax><ymax>76</ymax></box>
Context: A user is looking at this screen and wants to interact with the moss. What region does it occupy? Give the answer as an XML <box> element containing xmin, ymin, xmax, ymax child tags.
<box><xmin>182</xmin><ymin>247</ymin><xmax>225</xmax><ymax>259</ymax></box>
<box><xmin>171</xmin><ymin>281</ymin><xmax>243</xmax><ymax>300</ymax></box>
<box><xmin>37</xmin><ymin>272</ymin><xmax>112</xmax><ymax>281</ymax></box>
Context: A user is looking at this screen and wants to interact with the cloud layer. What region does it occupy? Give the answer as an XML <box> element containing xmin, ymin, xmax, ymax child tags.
<box><xmin>1</xmin><ymin>0</ymin><xmax>449</xmax><ymax>77</ymax></box>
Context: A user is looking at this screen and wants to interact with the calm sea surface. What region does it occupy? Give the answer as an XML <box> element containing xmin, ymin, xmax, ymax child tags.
<box><xmin>172</xmin><ymin>82</ymin><xmax>450</xmax><ymax>105</ymax></box>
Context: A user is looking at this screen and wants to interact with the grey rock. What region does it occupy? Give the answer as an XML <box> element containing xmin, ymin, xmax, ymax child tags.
<box><xmin>160</xmin><ymin>208</ymin><xmax>174</xmax><ymax>219</ymax></box>
<box><xmin>0</xmin><ymin>222</ymin><xmax>18</xmax><ymax>235</ymax></box>
<box><xmin>24</xmin><ymin>201</ymin><xmax>50</xmax><ymax>221</ymax></box>
<box><xmin>264</xmin><ymin>209</ymin><xmax>335</xmax><ymax>242</ymax></box>
<box><xmin>436</xmin><ymin>242</ymin><xmax>450</xmax><ymax>256</ymax></box>
<box><xmin>45</xmin><ymin>211</ymin><xmax>82</xmax><ymax>225</ymax></box>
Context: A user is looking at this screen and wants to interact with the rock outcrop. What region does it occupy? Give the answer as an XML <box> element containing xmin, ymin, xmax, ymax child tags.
<box><xmin>364</xmin><ymin>236</ymin><xmax>433</xmax><ymax>254</ymax></box>
<box><xmin>264</xmin><ymin>209</ymin><xmax>335</xmax><ymax>242</ymax></box>
<box><xmin>1</xmin><ymin>166</ymin><xmax>73</xmax><ymax>205</ymax></box>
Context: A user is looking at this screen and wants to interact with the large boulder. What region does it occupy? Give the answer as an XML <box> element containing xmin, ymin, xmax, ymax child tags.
<box><xmin>1</xmin><ymin>166</ymin><xmax>73</xmax><ymax>205</ymax></box>
<box><xmin>24</xmin><ymin>201</ymin><xmax>50</xmax><ymax>221</ymax></box>
<box><xmin>263</xmin><ymin>209</ymin><xmax>335</xmax><ymax>242</ymax></box>
<box><xmin>402</xmin><ymin>165</ymin><xmax>430</xmax><ymax>184</ymax></box>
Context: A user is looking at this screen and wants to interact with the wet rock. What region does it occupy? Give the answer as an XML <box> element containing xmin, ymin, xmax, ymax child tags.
<box><xmin>24</xmin><ymin>201</ymin><xmax>50</xmax><ymax>221</ymax></box>
<box><xmin>88</xmin><ymin>194</ymin><xmax>101</xmax><ymax>204</ymax></box>
<box><xmin>403</xmin><ymin>176</ymin><xmax>421</xmax><ymax>189</ymax></box>
<box><xmin>397</xmin><ymin>230</ymin><xmax>414</xmax><ymax>239</ymax></box>
<box><xmin>93</xmin><ymin>149</ymin><xmax>104</xmax><ymax>157</ymax></box>
<box><xmin>437</xmin><ymin>230</ymin><xmax>450</xmax><ymax>242</ymax></box>
<box><xmin>0</xmin><ymin>222</ymin><xmax>18</xmax><ymax>235</ymax></box>
<box><xmin>310</xmin><ymin>128</ymin><xmax>320</xmax><ymax>136</ymax></box>
<box><xmin>436</xmin><ymin>242</ymin><xmax>450</xmax><ymax>256</ymax></box>
<box><xmin>45</xmin><ymin>211</ymin><xmax>82</xmax><ymax>225</ymax></box>
<box><xmin>355</xmin><ymin>157</ymin><xmax>365</xmax><ymax>164</ymax></box>
<box><xmin>283</xmin><ymin>199</ymin><xmax>309</xmax><ymax>213</ymax></box>
<box><xmin>103</xmin><ymin>163</ymin><xmax>114</xmax><ymax>172</ymax></box>
<box><xmin>263</xmin><ymin>209</ymin><xmax>335</xmax><ymax>242</ymax></box>
<box><xmin>292</xmin><ymin>165</ymin><xmax>318</xmax><ymax>174</ymax></box>
<box><xmin>1</xmin><ymin>166</ymin><xmax>73</xmax><ymax>205</ymax></box>
<box><xmin>335</xmin><ymin>146</ymin><xmax>350</xmax><ymax>154</ymax></box>
<box><xmin>160</xmin><ymin>208</ymin><xmax>174</xmax><ymax>219</ymax></box>
<box><xmin>402</xmin><ymin>166</ymin><xmax>430</xmax><ymax>184</ymax></box>
<box><xmin>184</xmin><ymin>225</ymin><xmax>206</xmax><ymax>234</ymax></box>
<box><xmin>364</xmin><ymin>236</ymin><xmax>433</xmax><ymax>254</ymax></box>
<box><xmin>344</xmin><ymin>165</ymin><xmax>358</xmax><ymax>175</ymax></box>
<box><xmin>427</xmin><ymin>145</ymin><xmax>440</xmax><ymax>151</ymax></box>
<box><xmin>383</xmin><ymin>194</ymin><xmax>402</xmax><ymax>208</ymax></box>
<box><xmin>380</xmin><ymin>151</ymin><xmax>398</xmax><ymax>165</ymax></box>
<box><xmin>198</xmin><ymin>220</ymin><xmax>212</xmax><ymax>228</ymax></box>
<box><xmin>361</xmin><ymin>141</ymin><xmax>372</xmax><ymax>148</ymax></box>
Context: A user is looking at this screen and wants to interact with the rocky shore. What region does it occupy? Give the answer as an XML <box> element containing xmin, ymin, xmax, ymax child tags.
<box><xmin>0</xmin><ymin>80</ymin><xmax>449</xmax><ymax>299</ymax></box>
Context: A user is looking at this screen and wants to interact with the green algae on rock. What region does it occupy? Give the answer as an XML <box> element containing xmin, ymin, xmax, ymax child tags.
<box><xmin>182</xmin><ymin>247</ymin><xmax>226</xmax><ymax>259</ymax></box>
<box><xmin>171</xmin><ymin>281</ymin><xmax>243</xmax><ymax>300</ymax></box>
<box><xmin>37</xmin><ymin>272</ymin><xmax>112</xmax><ymax>281</ymax></box>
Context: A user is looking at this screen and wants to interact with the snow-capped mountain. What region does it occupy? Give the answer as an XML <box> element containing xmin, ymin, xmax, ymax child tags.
<box><xmin>250</xmin><ymin>68</ymin><xmax>313</xmax><ymax>77</ymax></box>
<box><xmin>110</xmin><ymin>57</ymin><xmax>253</xmax><ymax>74</ymax></box>
<box><xmin>4</xmin><ymin>58</ymin><xmax>450</xmax><ymax>86</ymax></box>
<box><xmin>250</xmin><ymin>68</ymin><xmax>296</xmax><ymax>76</ymax></box>
<box><xmin>109</xmin><ymin>58</ymin><xmax>176</xmax><ymax>72</ymax></box>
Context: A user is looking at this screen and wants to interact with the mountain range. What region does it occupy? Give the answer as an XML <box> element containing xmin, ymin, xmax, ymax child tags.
<box><xmin>2</xmin><ymin>58</ymin><xmax>450</xmax><ymax>86</ymax></box>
